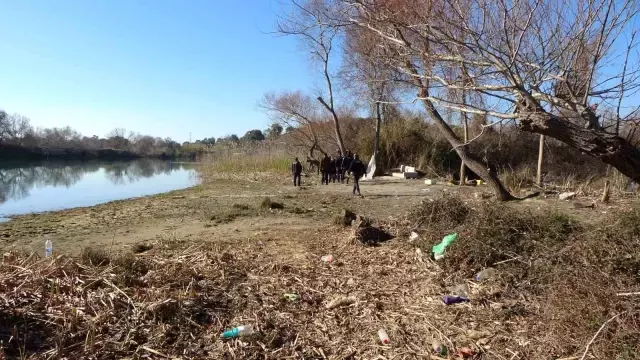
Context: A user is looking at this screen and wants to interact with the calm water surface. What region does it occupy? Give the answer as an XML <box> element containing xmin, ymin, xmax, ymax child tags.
<box><xmin>0</xmin><ymin>159</ymin><xmax>199</xmax><ymax>221</ymax></box>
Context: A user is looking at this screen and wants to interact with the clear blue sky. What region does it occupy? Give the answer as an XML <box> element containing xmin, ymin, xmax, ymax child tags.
<box><xmin>0</xmin><ymin>0</ymin><xmax>315</xmax><ymax>142</ymax></box>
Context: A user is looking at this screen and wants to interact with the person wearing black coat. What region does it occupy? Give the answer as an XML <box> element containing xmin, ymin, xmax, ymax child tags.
<box><xmin>341</xmin><ymin>151</ymin><xmax>354</xmax><ymax>184</ymax></box>
<box><xmin>320</xmin><ymin>154</ymin><xmax>332</xmax><ymax>185</ymax></box>
<box><xmin>348</xmin><ymin>154</ymin><xmax>365</xmax><ymax>196</ymax></box>
<box><xmin>291</xmin><ymin>157</ymin><xmax>303</xmax><ymax>186</ymax></box>
<box><xmin>334</xmin><ymin>152</ymin><xmax>343</xmax><ymax>183</ymax></box>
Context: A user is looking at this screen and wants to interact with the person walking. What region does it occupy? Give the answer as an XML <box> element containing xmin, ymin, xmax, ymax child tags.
<box><xmin>341</xmin><ymin>151</ymin><xmax>354</xmax><ymax>184</ymax></box>
<box><xmin>320</xmin><ymin>153</ymin><xmax>332</xmax><ymax>185</ymax></box>
<box><xmin>348</xmin><ymin>154</ymin><xmax>365</xmax><ymax>196</ymax></box>
<box><xmin>334</xmin><ymin>152</ymin><xmax>344</xmax><ymax>183</ymax></box>
<box><xmin>291</xmin><ymin>157</ymin><xmax>303</xmax><ymax>186</ymax></box>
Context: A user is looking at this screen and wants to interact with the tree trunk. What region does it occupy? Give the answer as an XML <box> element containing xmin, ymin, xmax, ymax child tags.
<box><xmin>317</xmin><ymin>96</ymin><xmax>345</xmax><ymax>154</ymax></box>
<box><xmin>519</xmin><ymin>111</ymin><xmax>640</xmax><ymax>183</ymax></box>
<box><xmin>536</xmin><ymin>135</ymin><xmax>544</xmax><ymax>186</ymax></box>
<box><xmin>459</xmin><ymin>100</ymin><xmax>469</xmax><ymax>186</ymax></box>
<box><xmin>419</xmin><ymin>90</ymin><xmax>515</xmax><ymax>200</ymax></box>
<box><xmin>371</xmin><ymin>101</ymin><xmax>382</xmax><ymax>176</ymax></box>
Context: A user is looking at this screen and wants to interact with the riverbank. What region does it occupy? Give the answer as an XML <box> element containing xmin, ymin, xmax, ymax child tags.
<box><xmin>1</xmin><ymin>173</ymin><xmax>639</xmax><ymax>359</ymax></box>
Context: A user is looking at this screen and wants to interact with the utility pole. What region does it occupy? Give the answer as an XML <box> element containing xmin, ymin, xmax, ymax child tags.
<box><xmin>189</xmin><ymin>132</ymin><xmax>192</xmax><ymax>143</ymax></box>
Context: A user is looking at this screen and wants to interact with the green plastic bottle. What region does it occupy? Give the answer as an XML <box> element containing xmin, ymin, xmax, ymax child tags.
<box><xmin>432</xmin><ymin>233</ymin><xmax>458</xmax><ymax>260</ymax></box>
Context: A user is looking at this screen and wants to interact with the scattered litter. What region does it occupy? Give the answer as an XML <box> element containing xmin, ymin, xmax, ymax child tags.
<box><xmin>321</xmin><ymin>254</ymin><xmax>335</xmax><ymax>263</ymax></box>
<box><xmin>346</xmin><ymin>278</ymin><xmax>356</xmax><ymax>286</ymax></box>
<box><xmin>45</xmin><ymin>237</ymin><xmax>53</xmax><ymax>258</ymax></box>
<box><xmin>424</xmin><ymin>179</ymin><xmax>437</xmax><ymax>185</ymax></box>
<box><xmin>409</xmin><ymin>231</ymin><xmax>420</xmax><ymax>242</ymax></box>
<box><xmin>325</xmin><ymin>296</ymin><xmax>356</xmax><ymax>309</ymax></box>
<box><xmin>559</xmin><ymin>192</ymin><xmax>577</xmax><ymax>200</ymax></box>
<box><xmin>432</xmin><ymin>339</ymin><xmax>447</xmax><ymax>356</ymax></box>
<box><xmin>221</xmin><ymin>325</ymin><xmax>255</xmax><ymax>339</ymax></box>
<box><xmin>442</xmin><ymin>295</ymin><xmax>469</xmax><ymax>305</ymax></box>
<box><xmin>432</xmin><ymin>233</ymin><xmax>458</xmax><ymax>260</ymax></box>
<box><xmin>455</xmin><ymin>347</ymin><xmax>476</xmax><ymax>358</ymax></box>
<box><xmin>283</xmin><ymin>293</ymin><xmax>299</xmax><ymax>301</ymax></box>
<box><xmin>377</xmin><ymin>328</ymin><xmax>390</xmax><ymax>345</ymax></box>
<box><xmin>475</xmin><ymin>267</ymin><xmax>497</xmax><ymax>281</ymax></box>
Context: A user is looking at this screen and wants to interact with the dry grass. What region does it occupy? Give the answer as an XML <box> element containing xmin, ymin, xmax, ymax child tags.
<box><xmin>1</xmin><ymin>199</ymin><xmax>639</xmax><ymax>359</ymax></box>
<box><xmin>405</xmin><ymin>198</ymin><xmax>640</xmax><ymax>359</ymax></box>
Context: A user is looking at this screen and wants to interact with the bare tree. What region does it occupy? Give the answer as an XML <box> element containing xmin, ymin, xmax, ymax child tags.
<box><xmin>8</xmin><ymin>114</ymin><xmax>32</xmax><ymax>145</ymax></box>
<box><xmin>340</xmin><ymin>0</ymin><xmax>640</xmax><ymax>198</ymax></box>
<box><xmin>277</xmin><ymin>0</ymin><xmax>347</xmax><ymax>154</ymax></box>
<box><xmin>259</xmin><ymin>91</ymin><xmax>329</xmax><ymax>158</ymax></box>
<box><xmin>106</xmin><ymin>128</ymin><xmax>128</xmax><ymax>139</ymax></box>
<box><xmin>0</xmin><ymin>110</ymin><xmax>11</xmax><ymax>141</ymax></box>
<box><xmin>342</xmin><ymin>24</ymin><xmax>398</xmax><ymax>176</ymax></box>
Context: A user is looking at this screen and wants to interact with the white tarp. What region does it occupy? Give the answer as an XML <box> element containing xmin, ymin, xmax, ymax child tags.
<box><xmin>365</xmin><ymin>154</ymin><xmax>377</xmax><ymax>179</ymax></box>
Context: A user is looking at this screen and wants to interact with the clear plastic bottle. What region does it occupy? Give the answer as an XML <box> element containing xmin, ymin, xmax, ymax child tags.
<box><xmin>44</xmin><ymin>238</ymin><xmax>53</xmax><ymax>258</ymax></box>
<box><xmin>378</xmin><ymin>328</ymin><xmax>390</xmax><ymax>345</ymax></box>
<box><xmin>475</xmin><ymin>267</ymin><xmax>497</xmax><ymax>281</ymax></box>
<box><xmin>220</xmin><ymin>325</ymin><xmax>254</xmax><ymax>339</ymax></box>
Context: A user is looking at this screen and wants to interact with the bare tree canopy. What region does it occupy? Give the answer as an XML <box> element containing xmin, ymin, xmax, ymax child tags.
<box><xmin>276</xmin><ymin>0</ymin><xmax>348</xmax><ymax>153</ymax></box>
<box><xmin>260</xmin><ymin>91</ymin><xmax>329</xmax><ymax>158</ymax></box>
<box><xmin>328</xmin><ymin>0</ymin><xmax>640</xmax><ymax>196</ymax></box>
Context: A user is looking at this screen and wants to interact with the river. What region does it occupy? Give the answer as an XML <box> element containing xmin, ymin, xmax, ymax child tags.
<box><xmin>0</xmin><ymin>159</ymin><xmax>199</xmax><ymax>221</ymax></box>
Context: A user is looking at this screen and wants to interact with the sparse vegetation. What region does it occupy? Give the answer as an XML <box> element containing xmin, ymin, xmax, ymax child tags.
<box><xmin>260</xmin><ymin>197</ymin><xmax>284</xmax><ymax>210</ymax></box>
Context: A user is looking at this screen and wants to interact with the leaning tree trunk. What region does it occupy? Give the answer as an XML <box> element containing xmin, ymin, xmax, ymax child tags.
<box><xmin>519</xmin><ymin>111</ymin><xmax>640</xmax><ymax>183</ymax></box>
<box><xmin>419</xmin><ymin>89</ymin><xmax>515</xmax><ymax>200</ymax></box>
<box><xmin>317</xmin><ymin>96</ymin><xmax>346</xmax><ymax>154</ymax></box>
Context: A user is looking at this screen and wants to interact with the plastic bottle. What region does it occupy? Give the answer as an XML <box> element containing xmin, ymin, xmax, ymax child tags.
<box><xmin>442</xmin><ymin>295</ymin><xmax>469</xmax><ymax>305</ymax></box>
<box><xmin>45</xmin><ymin>238</ymin><xmax>53</xmax><ymax>258</ymax></box>
<box><xmin>378</xmin><ymin>328</ymin><xmax>390</xmax><ymax>345</ymax></box>
<box><xmin>475</xmin><ymin>267</ymin><xmax>497</xmax><ymax>281</ymax></box>
<box><xmin>432</xmin><ymin>339</ymin><xmax>447</xmax><ymax>356</ymax></box>
<box><xmin>220</xmin><ymin>325</ymin><xmax>255</xmax><ymax>339</ymax></box>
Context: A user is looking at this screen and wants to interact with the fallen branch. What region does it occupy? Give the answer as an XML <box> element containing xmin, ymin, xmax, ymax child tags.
<box><xmin>579</xmin><ymin>312</ymin><xmax>625</xmax><ymax>360</ymax></box>
<box><xmin>142</xmin><ymin>346</ymin><xmax>170</xmax><ymax>358</ymax></box>
<box><xmin>617</xmin><ymin>291</ymin><xmax>640</xmax><ymax>296</ymax></box>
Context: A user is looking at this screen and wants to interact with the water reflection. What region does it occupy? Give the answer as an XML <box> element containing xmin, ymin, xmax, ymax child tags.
<box><xmin>0</xmin><ymin>159</ymin><xmax>196</xmax><ymax>205</ymax></box>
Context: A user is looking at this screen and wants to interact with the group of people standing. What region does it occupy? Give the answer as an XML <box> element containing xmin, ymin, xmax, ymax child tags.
<box><xmin>291</xmin><ymin>150</ymin><xmax>366</xmax><ymax>195</ymax></box>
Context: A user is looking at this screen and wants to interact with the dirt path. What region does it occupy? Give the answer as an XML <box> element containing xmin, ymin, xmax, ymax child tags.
<box><xmin>0</xmin><ymin>175</ymin><xmax>624</xmax><ymax>255</ymax></box>
<box><xmin>0</xmin><ymin>177</ymin><xmax>444</xmax><ymax>253</ymax></box>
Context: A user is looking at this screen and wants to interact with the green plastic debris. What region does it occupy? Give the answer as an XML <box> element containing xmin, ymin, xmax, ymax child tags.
<box><xmin>283</xmin><ymin>293</ymin><xmax>299</xmax><ymax>301</ymax></box>
<box><xmin>432</xmin><ymin>233</ymin><xmax>458</xmax><ymax>260</ymax></box>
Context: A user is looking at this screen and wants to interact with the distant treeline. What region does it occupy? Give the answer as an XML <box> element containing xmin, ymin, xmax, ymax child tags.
<box><xmin>0</xmin><ymin>110</ymin><xmax>292</xmax><ymax>162</ymax></box>
<box><xmin>0</xmin><ymin>111</ymin><xmax>200</xmax><ymax>161</ymax></box>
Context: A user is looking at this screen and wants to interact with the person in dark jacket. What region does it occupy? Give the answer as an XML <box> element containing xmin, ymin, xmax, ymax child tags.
<box><xmin>341</xmin><ymin>151</ymin><xmax>354</xmax><ymax>184</ymax></box>
<box><xmin>334</xmin><ymin>152</ymin><xmax>343</xmax><ymax>183</ymax></box>
<box><xmin>329</xmin><ymin>156</ymin><xmax>336</xmax><ymax>183</ymax></box>
<box><xmin>291</xmin><ymin>157</ymin><xmax>303</xmax><ymax>186</ymax></box>
<box><xmin>348</xmin><ymin>154</ymin><xmax>365</xmax><ymax>196</ymax></box>
<box><xmin>320</xmin><ymin>153</ymin><xmax>332</xmax><ymax>185</ymax></box>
